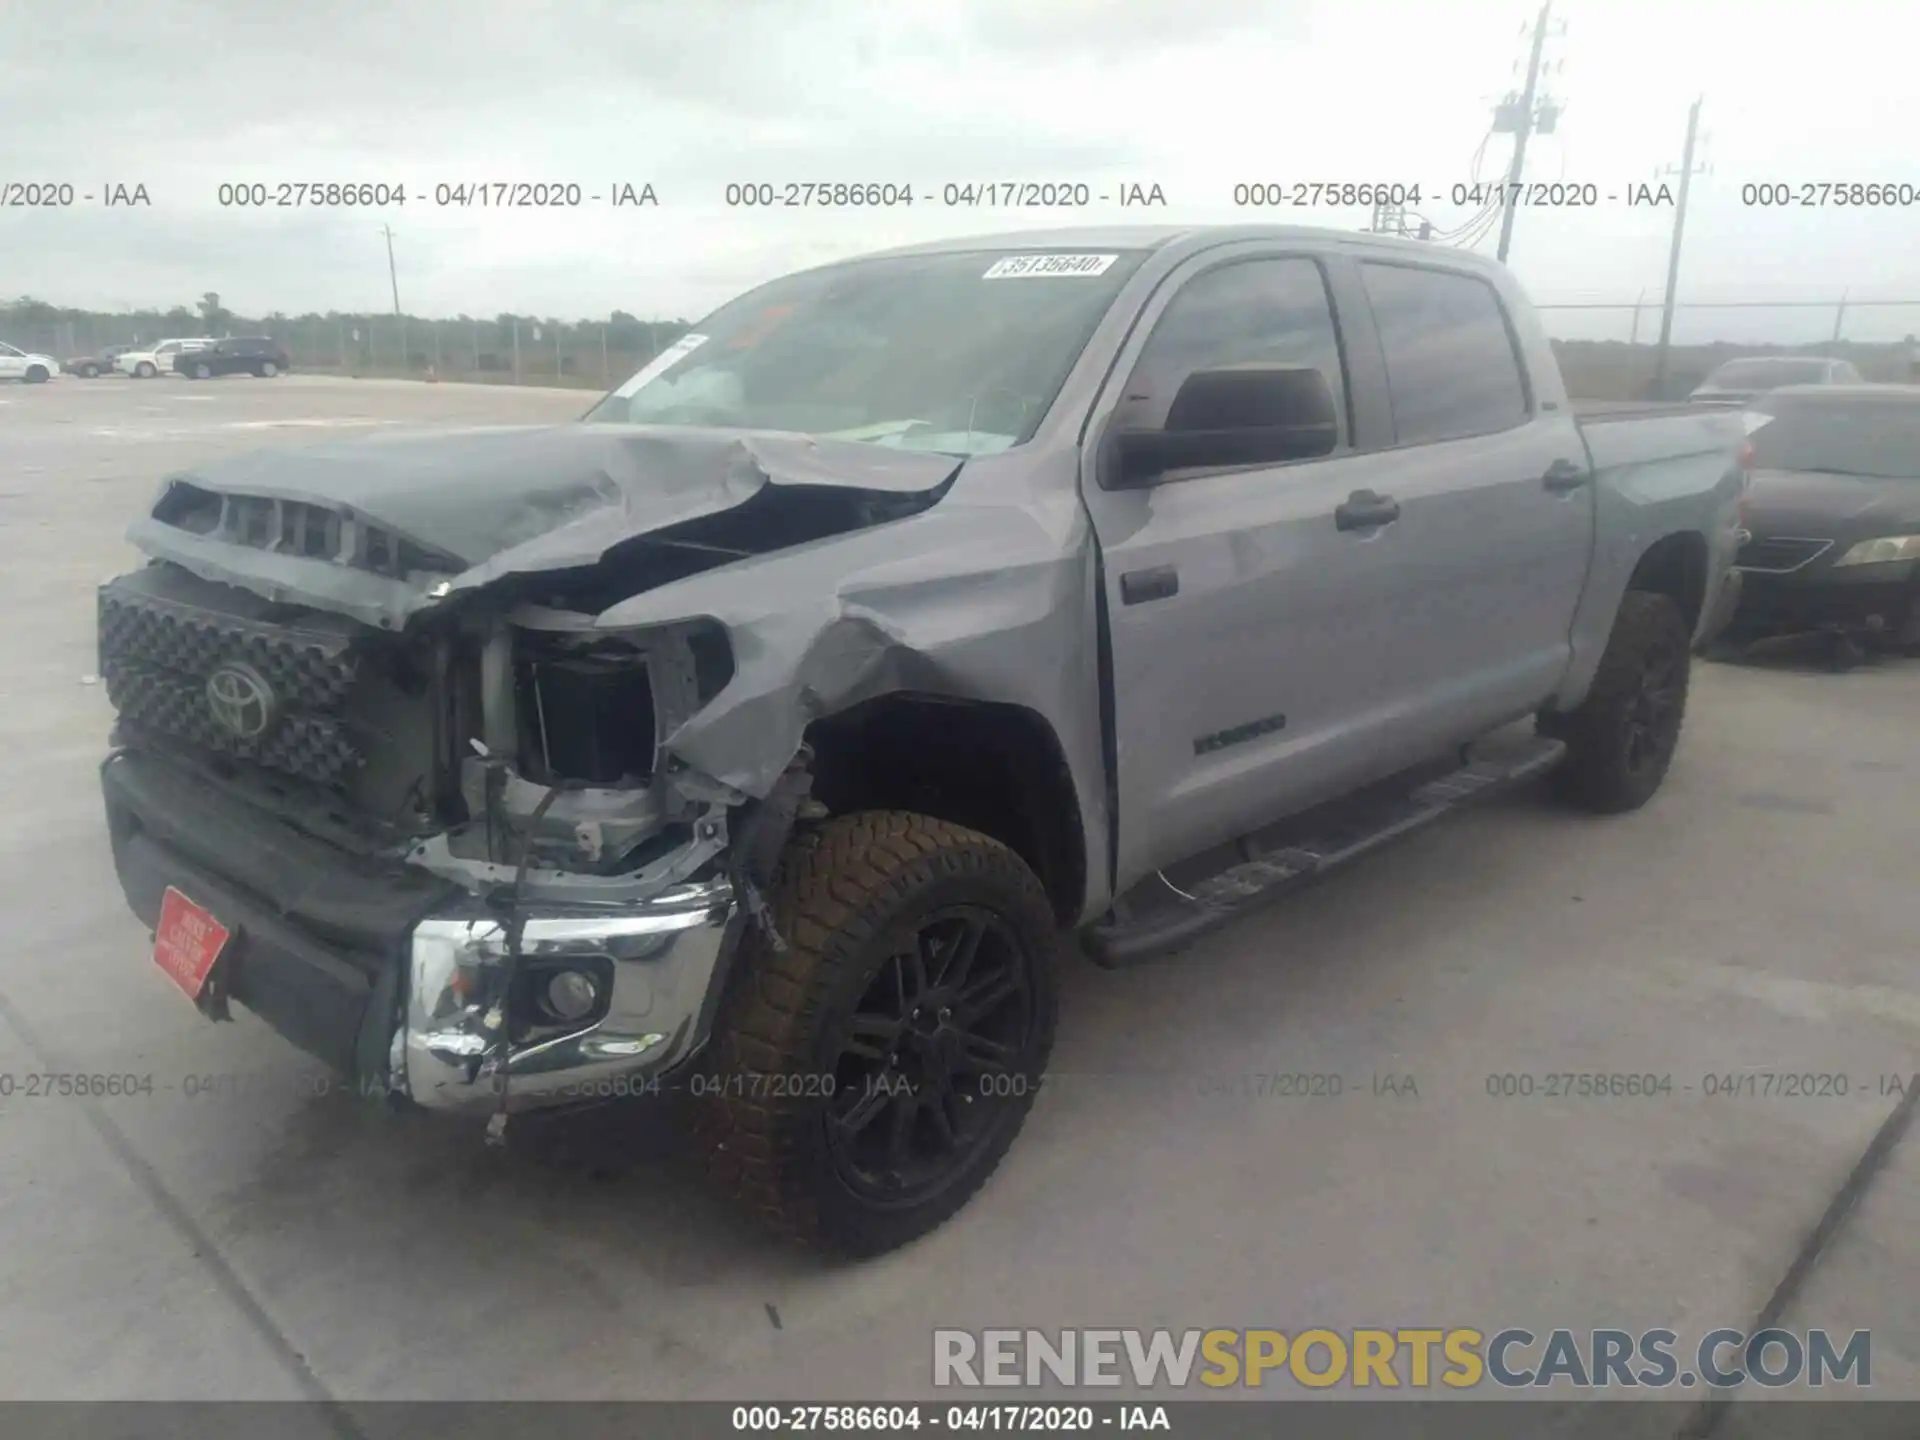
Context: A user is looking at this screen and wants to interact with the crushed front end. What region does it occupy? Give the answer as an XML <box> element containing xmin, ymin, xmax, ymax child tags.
<box><xmin>97</xmin><ymin>555</ymin><xmax>775</xmax><ymax>1118</ymax></box>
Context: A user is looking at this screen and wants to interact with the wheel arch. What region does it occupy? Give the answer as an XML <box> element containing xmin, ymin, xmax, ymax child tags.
<box><xmin>801</xmin><ymin>693</ymin><xmax>1088</xmax><ymax>929</ymax></box>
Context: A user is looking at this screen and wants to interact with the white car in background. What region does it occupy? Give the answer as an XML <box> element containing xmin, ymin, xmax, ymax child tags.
<box><xmin>0</xmin><ymin>342</ymin><xmax>58</xmax><ymax>383</ymax></box>
<box><xmin>117</xmin><ymin>338</ymin><xmax>216</xmax><ymax>379</ymax></box>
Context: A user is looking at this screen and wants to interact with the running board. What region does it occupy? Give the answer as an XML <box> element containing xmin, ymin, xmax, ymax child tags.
<box><xmin>1081</xmin><ymin>736</ymin><xmax>1567</xmax><ymax>969</ymax></box>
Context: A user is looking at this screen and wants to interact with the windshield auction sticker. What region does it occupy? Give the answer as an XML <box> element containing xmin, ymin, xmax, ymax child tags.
<box><xmin>613</xmin><ymin>332</ymin><xmax>709</xmax><ymax>396</ymax></box>
<box><xmin>981</xmin><ymin>253</ymin><xmax>1119</xmax><ymax>279</ymax></box>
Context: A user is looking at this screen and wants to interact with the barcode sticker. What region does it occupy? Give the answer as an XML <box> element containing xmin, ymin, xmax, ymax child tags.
<box><xmin>981</xmin><ymin>254</ymin><xmax>1119</xmax><ymax>280</ymax></box>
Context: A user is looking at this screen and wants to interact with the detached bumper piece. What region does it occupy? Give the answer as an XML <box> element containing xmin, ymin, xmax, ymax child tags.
<box><xmin>1727</xmin><ymin>569</ymin><xmax>1918</xmax><ymax>642</ymax></box>
<box><xmin>102</xmin><ymin>749</ymin><xmax>739</xmax><ymax>1114</ymax></box>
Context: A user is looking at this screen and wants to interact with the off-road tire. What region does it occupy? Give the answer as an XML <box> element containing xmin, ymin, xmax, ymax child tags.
<box><xmin>1542</xmin><ymin>590</ymin><xmax>1692</xmax><ymax>814</ymax></box>
<box><xmin>690</xmin><ymin>810</ymin><xmax>1059</xmax><ymax>1257</ymax></box>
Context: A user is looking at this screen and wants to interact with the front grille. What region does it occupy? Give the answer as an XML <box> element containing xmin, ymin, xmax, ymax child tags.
<box><xmin>1734</xmin><ymin>536</ymin><xmax>1833</xmax><ymax>573</ymax></box>
<box><xmin>151</xmin><ymin>481</ymin><xmax>462</xmax><ymax>581</ymax></box>
<box><xmin>99</xmin><ymin>567</ymin><xmax>365</xmax><ymax>787</ymax></box>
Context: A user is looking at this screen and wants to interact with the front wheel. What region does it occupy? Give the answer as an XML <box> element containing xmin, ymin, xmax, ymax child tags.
<box><xmin>23</xmin><ymin>365</ymin><xmax>48</xmax><ymax>384</ymax></box>
<box><xmin>191</xmin><ymin>362</ymin><xmax>212</xmax><ymax>379</ymax></box>
<box><xmin>78</xmin><ymin>363</ymin><xmax>98</xmax><ymax>378</ymax></box>
<box><xmin>1540</xmin><ymin>590</ymin><xmax>1692</xmax><ymax>813</ymax></box>
<box><xmin>259</xmin><ymin>360</ymin><xmax>279</xmax><ymax>377</ymax></box>
<box><xmin>134</xmin><ymin>362</ymin><xmax>155</xmax><ymax>379</ymax></box>
<box><xmin>691</xmin><ymin>811</ymin><xmax>1059</xmax><ymax>1257</ymax></box>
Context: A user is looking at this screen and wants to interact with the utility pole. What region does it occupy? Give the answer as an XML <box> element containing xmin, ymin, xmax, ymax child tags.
<box><xmin>1369</xmin><ymin>198</ymin><xmax>1409</xmax><ymax>236</ymax></box>
<box><xmin>1493</xmin><ymin>1</ymin><xmax>1564</xmax><ymax>264</ymax></box>
<box><xmin>1651</xmin><ymin>96</ymin><xmax>1707</xmax><ymax>400</ymax></box>
<box><xmin>379</xmin><ymin>224</ymin><xmax>406</xmax><ymax>372</ymax></box>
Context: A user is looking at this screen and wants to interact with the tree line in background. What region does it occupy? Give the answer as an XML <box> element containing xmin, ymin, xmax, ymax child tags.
<box><xmin>3</xmin><ymin>294</ymin><xmax>1916</xmax><ymax>400</ymax></box>
<box><xmin>0</xmin><ymin>294</ymin><xmax>694</xmax><ymax>389</ymax></box>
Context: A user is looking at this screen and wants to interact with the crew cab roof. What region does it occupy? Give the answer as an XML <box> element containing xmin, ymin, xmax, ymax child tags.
<box><xmin>838</xmin><ymin>223</ymin><xmax>1511</xmax><ymax>278</ymax></box>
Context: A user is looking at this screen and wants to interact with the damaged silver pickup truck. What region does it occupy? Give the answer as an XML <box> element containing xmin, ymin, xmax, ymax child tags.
<box><xmin>98</xmin><ymin>226</ymin><xmax>1747</xmax><ymax>1255</ymax></box>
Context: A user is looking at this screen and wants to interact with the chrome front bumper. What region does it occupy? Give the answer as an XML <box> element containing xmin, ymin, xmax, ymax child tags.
<box><xmin>399</xmin><ymin>877</ymin><xmax>738</xmax><ymax>1114</ymax></box>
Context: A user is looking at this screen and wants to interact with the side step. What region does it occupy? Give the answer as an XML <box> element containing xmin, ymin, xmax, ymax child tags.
<box><xmin>1081</xmin><ymin>736</ymin><xmax>1567</xmax><ymax>968</ymax></box>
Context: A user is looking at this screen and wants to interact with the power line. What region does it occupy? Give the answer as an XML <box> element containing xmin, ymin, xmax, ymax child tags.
<box><xmin>1492</xmin><ymin>1</ymin><xmax>1566</xmax><ymax>264</ymax></box>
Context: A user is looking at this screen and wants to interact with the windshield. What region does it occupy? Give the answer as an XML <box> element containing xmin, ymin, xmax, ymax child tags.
<box><xmin>1751</xmin><ymin>397</ymin><xmax>1920</xmax><ymax>479</ymax></box>
<box><xmin>582</xmin><ymin>248</ymin><xmax>1148</xmax><ymax>455</ymax></box>
<box><xmin>1706</xmin><ymin>358</ymin><xmax>1830</xmax><ymax>388</ymax></box>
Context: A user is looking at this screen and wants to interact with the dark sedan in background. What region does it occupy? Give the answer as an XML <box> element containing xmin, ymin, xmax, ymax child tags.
<box><xmin>170</xmin><ymin>336</ymin><xmax>290</xmax><ymax>378</ymax></box>
<box><xmin>1720</xmin><ymin>385</ymin><xmax>1920</xmax><ymax>665</ymax></box>
<box><xmin>61</xmin><ymin>345</ymin><xmax>134</xmax><ymax>378</ymax></box>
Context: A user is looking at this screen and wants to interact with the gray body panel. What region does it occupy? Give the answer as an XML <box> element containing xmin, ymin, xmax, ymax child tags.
<box><xmin>117</xmin><ymin>225</ymin><xmax>1743</xmax><ymax>926</ymax></box>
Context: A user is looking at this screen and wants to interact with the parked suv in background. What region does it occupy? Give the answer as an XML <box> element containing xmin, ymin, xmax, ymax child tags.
<box><xmin>173</xmin><ymin>336</ymin><xmax>291</xmax><ymax>379</ymax></box>
<box><xmin>1690</xmin><ymin>355</ymin><xmax>1862</xmax><ymax>407</ymax></box>
<box><xmin>117</xmin><ymin>339</ymin><xmax>216</xmax><ymax>379</ymax></box>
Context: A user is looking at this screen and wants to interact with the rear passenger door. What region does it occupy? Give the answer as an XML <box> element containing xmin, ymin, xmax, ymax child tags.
<box><xmin>1349</xmin><ymin>259</ymin><xmax>1594</xmax><ymax>741</ymax></box>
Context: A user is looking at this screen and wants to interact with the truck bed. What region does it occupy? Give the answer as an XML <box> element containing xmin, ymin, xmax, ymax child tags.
<box><xmin>1571</xmin><ymin>399</ymin><xmax>1713</xmax><ymax>423</ymax></box>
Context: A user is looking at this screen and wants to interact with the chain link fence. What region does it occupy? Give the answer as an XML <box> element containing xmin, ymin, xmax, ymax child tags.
<box><xmin>8</xmin><ymin>300</ymin><xmax>1920</xmax><ymax>401</ymax></box>
<box><xmin>4</xmin><ymin>313</ymin><xmax>692</xmax><ymax>390</ymax></box>
<box><xmin>1535</xmin><ymin>297</ymin><xmax>1920</xmax><ymax>400</ymax></box>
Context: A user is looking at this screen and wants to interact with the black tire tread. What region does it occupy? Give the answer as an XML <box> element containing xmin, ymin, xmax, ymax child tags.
<box><xmin>690</xmin><ymin>809</ymin><xmax>1057</xmax><ymax>1255</ymax></box>
<box><xmin>1545</xmin><ymin>589</ymin><xmax>1692</xmax><ymax>813</ymax></box>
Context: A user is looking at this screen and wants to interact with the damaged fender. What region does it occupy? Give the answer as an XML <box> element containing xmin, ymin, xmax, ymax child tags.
<box><xmin>592</xmin><ymin>453</ymin><xmax>1113</xmax><ymax>919</ymax></box>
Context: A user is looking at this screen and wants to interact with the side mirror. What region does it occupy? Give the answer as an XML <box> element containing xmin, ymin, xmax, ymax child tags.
<box><xmin>1103</xmin><ymin>364</ymin><xmax>1340</xmax><ymax>489</ymax></box>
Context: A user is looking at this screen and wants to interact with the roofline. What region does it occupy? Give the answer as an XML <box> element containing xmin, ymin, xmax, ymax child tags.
<box><xmin>769</xmin><ymin>223</ymin><xmax>1513</xmax><ymax>285</ymax></box>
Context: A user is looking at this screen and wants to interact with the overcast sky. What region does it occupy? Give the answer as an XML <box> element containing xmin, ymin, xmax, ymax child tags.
<box><xmin>4</xmin><ymin>0</ymin><xmax>1917</xmax><ymax>343</ymax></box>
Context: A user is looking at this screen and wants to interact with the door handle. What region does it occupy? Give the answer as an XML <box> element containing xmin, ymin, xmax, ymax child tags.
<box><xmin>1120</xmin><ymin>565</ymin><xmax>1179</xmax><ymax>605</ymax></box>
<box><xmin>1334</xmin><ymin>489</ymin><xmax>1401</xmax><ymax>532</ymax></box>
<box><xmin>1543</xmin><ymin>458</ymin><xmax>1590</xmax><ymax>493</ymax></box>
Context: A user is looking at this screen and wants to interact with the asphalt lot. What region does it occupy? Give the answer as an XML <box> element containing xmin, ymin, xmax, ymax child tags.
<box><xmin>2</xmin><ymin>373</ymin><xmax>1918</xmax><ymax>1417</ymax></box>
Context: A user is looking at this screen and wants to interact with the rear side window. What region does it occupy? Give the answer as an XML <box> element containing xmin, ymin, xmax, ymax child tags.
<box><xmin>1359</xmin><ymin>262</ymin><xmax>1529</xmax><ymax>444</ymax></box>
<box><xmin>1127</xmin><ymin>257</ymin><xmax>1348</xmax><ymax>443</ymax></box>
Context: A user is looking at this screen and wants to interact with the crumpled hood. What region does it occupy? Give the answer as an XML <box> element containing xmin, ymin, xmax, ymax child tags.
<box><xmin>127</xmin><ymin>424</ymin><xmax>962</xmax><ymax>629</ymax></box>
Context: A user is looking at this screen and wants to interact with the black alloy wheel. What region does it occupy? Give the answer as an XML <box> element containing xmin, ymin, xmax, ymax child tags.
<box><xmin>824</xmin><ymin>904</ymin><xmax>1037</xmax><ymax>1205</ymax></box>
<box><xmin>1544</xmin><ymin>589</ymin><xmax>1694</xmax><ymax>813</ymax></box>
<box><xmin>1622</xmin><ymin>636</ymin><xmax>1686</xmax><ymax>776</ymax></box>
<box><xmin>693</xmin><ymin>810</ymin><xmax>1059</xmax><ymax>1256</ymax></box>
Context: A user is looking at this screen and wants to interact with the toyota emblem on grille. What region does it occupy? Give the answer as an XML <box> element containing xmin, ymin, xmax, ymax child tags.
<box><xmin>205</xmin><ymin>663</ymin><xmax>279</xmax><ymax>741</ymax></box>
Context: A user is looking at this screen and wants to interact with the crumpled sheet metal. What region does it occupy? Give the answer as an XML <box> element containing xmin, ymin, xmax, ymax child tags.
<box><xmin>126</xmin><ymin>427</ymin><xmax>961</xmax><ymax>632</ymax></box>
<box><xmin>597</xmin><ymin>479</ymin><xmax>1106</xmax><ymax>816</ymax></box>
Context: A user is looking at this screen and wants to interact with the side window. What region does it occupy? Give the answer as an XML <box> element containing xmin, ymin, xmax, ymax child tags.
<box><xmin>1359</xmin><ymin>262</ymin><xmax>1529</xmax><ymax>444</ymax></box>
<box><xmin>1127</xmin><ymin>257</ymin><xmax>1348</xmax><ymax>447</ymax></box>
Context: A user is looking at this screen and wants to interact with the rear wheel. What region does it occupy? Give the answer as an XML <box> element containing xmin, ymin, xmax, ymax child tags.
<box><xmin>1541</xmin><ymin>590</ymin><xmax>1692</xmax><ymax>813</ymax></box>
<box><xmin>78</xmin><ymin>363</ymin><xmax>98</xmax><ymax>378</ymax></box>
<box><xmin>259</xmin><ymin>360</ymin><xmax>279</xmax><ymax>377</ymax></box>
<box><xmin>691</xmin><ymin>811</ymin><xmax>1059</xmax><ymax>1257</ymax></box>
<box><xmin>191</xmin><ymin>361</ymin><xmax>212</xmax><ymax>379</ymax></box>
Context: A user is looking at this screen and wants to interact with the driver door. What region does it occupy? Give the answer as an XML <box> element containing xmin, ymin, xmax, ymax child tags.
<box><xmin>1080</xmin><ymin>248</ymin><xmax>1425</xmax><ymax>890</ymax></box>
<box><xmin>0</xmin><ymin>344</ymin><xmax>24</xmax><ymax>380</ymax></box>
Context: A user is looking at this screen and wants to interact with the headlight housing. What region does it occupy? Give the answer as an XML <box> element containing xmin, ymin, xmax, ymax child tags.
<box><xmin>1832</xmin><ymin>535</ymin><xmax>1920</xmax><ymax>567</ymax></box>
